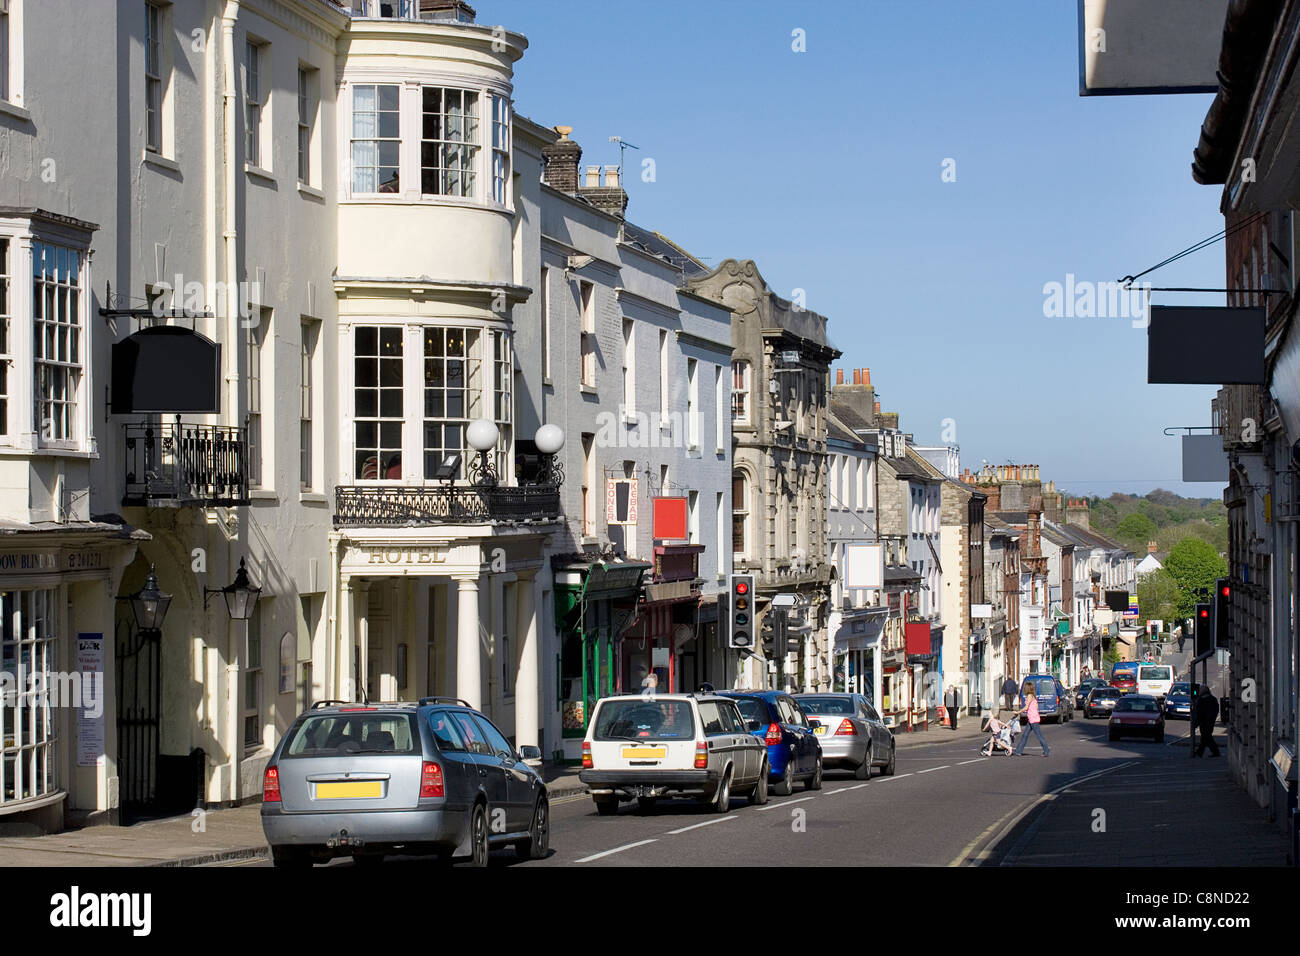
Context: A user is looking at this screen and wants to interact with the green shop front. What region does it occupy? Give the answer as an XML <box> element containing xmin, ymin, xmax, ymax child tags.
<box><xmin>552</xmin><ymin>557</ymin><xmax>651</xmax><ymax>763</ymax></box>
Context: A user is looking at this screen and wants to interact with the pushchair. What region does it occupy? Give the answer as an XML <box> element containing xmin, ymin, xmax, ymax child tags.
<box><xmin>981</xmin><ymin>716</ymin><xmax>1019</xmax><ymax>756</ymax></box>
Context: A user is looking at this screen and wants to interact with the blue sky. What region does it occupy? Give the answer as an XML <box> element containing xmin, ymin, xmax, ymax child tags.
<box><xmin>491</xmin><ymin>0</ymin><xmax>1228</xmax><ymax>499</ymax></box>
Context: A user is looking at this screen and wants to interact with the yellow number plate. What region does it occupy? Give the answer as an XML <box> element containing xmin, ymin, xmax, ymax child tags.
<box><xmin>316</xmin><ymin>780</ymin><xmax>383</xmax><ymax>799</ymax></box>
<box><xmin>621</xmin><ymin>746</ymin><xmax>667</xmax><ymax>759</ymax></box>
<box><xmin>814</xmin><ymin>726</ymin><xmax>826</xmax><ymax>735</ymax></box>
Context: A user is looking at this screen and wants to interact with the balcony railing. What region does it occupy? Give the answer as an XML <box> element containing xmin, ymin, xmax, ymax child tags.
<box><xmin>349</xmin><ymin>0</ymin><xmax>474</xmax><ymax>22</ymax></box>
<box><xmin>122</xmin><ymin>418</ymin><xmax>250</xmax><ymax>507</ymax></box>
<box><xmin>334</xmin><ymin>482</ymin><xmax>561</xmax><ymax>527</ymax></box>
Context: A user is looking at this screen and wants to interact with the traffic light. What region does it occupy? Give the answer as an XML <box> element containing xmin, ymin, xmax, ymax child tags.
<box><xmin>728</xmin><ymin>574</ymin><xmax>755</xmax><ymax>649</ymax></box>
<box><xmin>1214</xmin><ymin>578</ymin><xmax>1231</xmax><ymax>650</ymax></box>
<box><xmin>1194</xmin><ymin>602</ymin><xmax>1212</xmax><ymax>658</ymax></box>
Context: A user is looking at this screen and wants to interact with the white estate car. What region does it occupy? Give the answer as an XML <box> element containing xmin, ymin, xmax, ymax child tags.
<box><xmin>579</xmin><ymin>693</ymin><xmax>769</xmax><ymax>815</ymax></box>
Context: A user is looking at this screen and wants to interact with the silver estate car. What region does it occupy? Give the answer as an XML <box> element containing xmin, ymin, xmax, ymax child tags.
<box><xmin>261</xmin><ymin>698</ymin><xmax>549</xmax><ymax>867</ymax></box>
<box><xmin>793</xmin><ymin>693</ymin><xmax>895</xmax><ymax>779</ymax></box>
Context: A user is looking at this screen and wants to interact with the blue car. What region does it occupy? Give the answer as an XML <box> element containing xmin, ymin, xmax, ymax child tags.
<box><xmin>1163</xmin><ymin>682</ymin><xmax>1193</xmax><ymax>720</ymax></box>
<box><xmin>1019</xmin><ymin>674</ymin><xmax>1067</xmax><ymax>724</ymax></box>
<box><xmin>718</xmin><ymin>691</ymin><xmax>823</xmax><ymax>795</ymax></box>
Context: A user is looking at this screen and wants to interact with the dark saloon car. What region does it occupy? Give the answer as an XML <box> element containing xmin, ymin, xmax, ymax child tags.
<box><xmin>1074</xmin><ymin>679</ymin><xmax>1109</xmax><ymax>709</ymax></box>
<box><xmin>1083</xmin><ymin>686</ymin><xmax>1121</xmax><ymax>718</ymax></box>
<box><xmin>1108</xmin><ymin>694</ymin><xmax>1166</xmax><ymax>743</ymax></box>
<box><xmin>718</xmin><ymin>691</ymin><xmax>823</xmax><ymax>795</ymax></box>
<box><xmin>1163</xmin><ymin>682</ymin><xmax>1192</xmax><ymax>720</ymax></box>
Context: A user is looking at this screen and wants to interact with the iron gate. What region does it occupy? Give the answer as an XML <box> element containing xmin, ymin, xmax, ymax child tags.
<box><xmin>115</xmin><ymin>616</ymin><xmax>161</xmax><ymax>822</ymax></box>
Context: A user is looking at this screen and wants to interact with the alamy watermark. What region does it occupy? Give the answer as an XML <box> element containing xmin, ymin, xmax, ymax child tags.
<box><xmin>1042</xmin><ymin>274</ymin><xmax>1152</xmax><ymax>328</ymax></box>
<box><xmin>1</xmin><ymin>667</ymin><xmax>104</xmax><ymax>719</ymax></box>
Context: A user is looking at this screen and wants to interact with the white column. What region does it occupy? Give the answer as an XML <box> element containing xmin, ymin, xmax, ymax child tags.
<box><xmin>515</xmin><ymin>573</ymin><xmax>539</xmax><ymax>749</ymax></box>
<box><xmin>456</xmin><ymin>575</ymin><xmax>481</xmax><ymax>709</ymax></box>
<box><xmin>340</xmin><ymin>577</ymin><xmax>354</xmax><ymax>700</ymax></box>
<box><xmin>357</xmin><ymin>581</ymin><xmax>371</xmax><ymax>702</ymax></box>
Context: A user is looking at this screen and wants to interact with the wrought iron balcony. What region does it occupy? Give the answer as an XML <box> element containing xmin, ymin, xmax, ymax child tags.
<box><xmin>122</xmin><ymin>417</ymin><xmax>250</xmax><ymax>507</ymax></box>
<box><xmin>334</xmin><ymin>482</ymin><xmax>561</xmax><ymax>528</ymax></box>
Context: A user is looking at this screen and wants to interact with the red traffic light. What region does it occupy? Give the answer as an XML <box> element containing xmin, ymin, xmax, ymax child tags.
<box><xmin>1220</xmin><ymin>584</ymin><xmax>1231</xmax><ymax>597</ymax></box>
<box><xmin>735</xmin><ymin>581</ymin><xmax>748</xmax><ymax>595</ymax></box>
<box><xmin>1199</xmin><ymin>608</ymin><xmax>1209</xmax><ymax>618</ymax></box>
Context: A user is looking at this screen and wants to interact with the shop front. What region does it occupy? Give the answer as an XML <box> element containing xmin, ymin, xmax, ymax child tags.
<box><xmin>831</xmin><ymin>606</ymin><xmax>887</xmax><ymax>706</ymax></box>
<box><xmin>553</xmin><ymin>557</ymin><xmax>651</xmax><ymax>763</ymax></box>
<box><xmin>0</xmin><ymin>527</ymin><xmax>142</xmax><ymax>831</ymax></box>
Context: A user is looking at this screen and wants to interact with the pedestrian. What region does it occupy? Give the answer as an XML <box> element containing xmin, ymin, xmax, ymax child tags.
<box><xmin>1177</xmin><ymin>627</ymin><xmax>1185</xmax><ymax>653</ymax></box>
<box><xmin>945</xmin><ymin>686</ymin><xmax>959</xmax><ymax>731</ymax></box>
<box><xmin>1001</xmin><ymin>677</ymin><xmax>1018</xmax><ymax>713</ymax></box>
<box><xmin>1193</xmin><ymin>685</ymin><xmax>1220</xmax><ymax>757</ymax></box>
<box><xmin>1012</xmin><ymin>680</ymin><xmax>1051</xmax><ymax>757</ymax></box>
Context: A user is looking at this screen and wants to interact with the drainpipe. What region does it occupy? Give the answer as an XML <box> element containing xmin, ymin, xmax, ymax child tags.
<box><xmin>221</xmin><ymin>0</ymin><xmax>242</xmax><ymax>808</ymax></box>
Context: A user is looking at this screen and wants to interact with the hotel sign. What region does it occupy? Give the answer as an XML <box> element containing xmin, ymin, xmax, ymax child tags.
<box><xmin>0</xmin><ymin>549</ymin><xmax>108</xmax><ymax>576</ymax></box>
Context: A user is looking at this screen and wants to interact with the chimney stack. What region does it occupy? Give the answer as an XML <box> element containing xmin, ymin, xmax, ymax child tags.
<box><xmin>542</xmin><ymin>126</ymin><xmax>582</xmax><ymax>193</ymax></box>
<box><xmin>1147</xmin><ymin>540</ymin><xmax>1158</xmax><ymax>554</ymax></box>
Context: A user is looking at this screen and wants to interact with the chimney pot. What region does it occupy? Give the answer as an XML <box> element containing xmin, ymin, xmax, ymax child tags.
<box><xmin>874</xmin><ymin>401</ymin><xmax>881</xmax><ymax>413</ymax></box>
<box><xmin>836</xmin><ymin>369</ymin><xmax>844</xmax><ymax>385</ymax></box>
<box><xmin>605</xmin><ymin>165</ymin><xmax>620</xmax><ymax>188</ymax></box>
<box><xmin>584</xmin><ymin>165</ymin><xmax>601</xmax><ymax>188</ymax></box>
<box><xmin>853</xmin><ymin>369</ymin><xmax>861</xmax><ymax>385</ymax></box>
<box><xmin>863</xmin><ymin>368</ymin><xmax>871</xmax><ymax>385</ymax></box>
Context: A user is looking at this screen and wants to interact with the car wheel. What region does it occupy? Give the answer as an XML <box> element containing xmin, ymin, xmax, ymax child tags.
<box><xmin>805</xmin><ymin>755</ymin><xmax>823</xmax><ymax>791</ymax></box>
<box><xmin>594</xmin><ymin>797</ymin><xmax>618</xmax><ymax>817</ymax></box>
<box><xmin>270</xmin><ymin>845</ymin><xmax>312</xmax><ymax>869</ymax></box>
<box><xmin>515</xmin><ymin>796</ymin><xmax>550</xmax><ymax>860</ymax></box>
<box><xmin>468</xmin><ymin>802</ymin><xmax>490</xmax><ymax>867</ymax></box>
<box><xmin>712</xmin><ymin>769</ymin><xmax>732</xmax><ymax>814</ymax></box>
<box><xmin>854</xmin><ymin>745</ymin><xmax>872</xmax><ymax>780</ymax></box>
<box><xmin>773</xmin><ymin>758</ymin><xmax>795</xmax><ymax>796</ymax></box>
<box><xmin>636</xmin><ymin>796</ymin><xmax>658</xmax><ymax>814</ymax></box>
<box><xmin>750</xmin><ymin>761</ymin><xmax>770</xmax><ymax>805</ymax></box>
<box><xmin>882</xmin><ymin>742</ymin><xmax>896</xmax><ymax>776</ymax></box>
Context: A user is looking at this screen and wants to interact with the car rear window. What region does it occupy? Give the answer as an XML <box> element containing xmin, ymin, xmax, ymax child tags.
<box><xmin>284</xmin><ymin>712</ymin><xmax>418</xmax><ymax>757</ymax></box>
<box><xmin>1170</xmin><ymin>683</ymin><xmax>1190</xmax><ymax>695</ymax></box>
<box><xmin>1092</xmin><ymin>688</ymin><xmax>1119</xmax><ymax>698</ymax></box>
<box><xmin>798</xmin><ymin>696</ymin><xmax>854</xmax><ymax>715</ymax></box>
<box><xmin>1033</xmin><ymin>679</ymin><xmax>1056</xmax><ymax>696</ymax></box>
<box><xmin>593</xmin><ymin>700</ymin><xmax>696</xmax><ymax>740</ymax></box>
<box><xmin>1139</xmin><ymin>666</ymin><xmax>1172</xmax><ymax>681</ymax></box>
<box><xmin>729</xmin><ymin>697</ymin><xmax>771</xmax><ymax>726</ymax></box>
<box><xmin>1116</xmin><ymin>698</ymin><xmax>1158</xmax><ymax>712</ymax></box>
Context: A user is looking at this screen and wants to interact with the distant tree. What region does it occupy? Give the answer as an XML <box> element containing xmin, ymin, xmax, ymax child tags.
<box><xmin>1163</xmin><ymin>537</ymin><xmax>1228</xmax><ymax>619</ymax></box>
<box><xmin>1136</xmin><ymin>568</ymin><xmax>1179</xmax><ymax>623</ymax></box>
<box><xmin>1116</xmin><ymin>512</ymin><xmax>1157</xmax><ymax>546</ymax></box>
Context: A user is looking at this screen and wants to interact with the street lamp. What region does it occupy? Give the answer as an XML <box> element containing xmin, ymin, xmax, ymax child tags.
<box><xmin>534</xmin><ymin>424</ymin><xmax>566</xmax><ymax>485</ymax></box>
<box><xmin>124</xmin><ymin>564</ymin><xmax>172</xmax><ymax>632</ymax></box>
<box><xmin>466</xmin><ymin>419</ymin><xmax>500</xmax><ymax>487</ymax></box>
<box><xmin>204</xmin><ymin>557</ymin><xmax>263</xmax><ymax>621</ymax></box>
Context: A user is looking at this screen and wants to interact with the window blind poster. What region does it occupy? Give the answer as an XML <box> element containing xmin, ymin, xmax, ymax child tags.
<box><xmin>76</xmin><ymin>634</ymin><xmax>106</xmax><ymax>767</ymax></box>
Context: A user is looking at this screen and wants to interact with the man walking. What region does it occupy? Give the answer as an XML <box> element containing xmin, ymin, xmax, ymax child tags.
<box><xmin>1001</xmin><ymin>677</ymin><xmax>1018</xmax><ymax>714</ymax></box>
<box><xmin>945</xmin><ymin>686</ymin><xmax>959</xmax><ymax>731</ymax></box>
<box><xmin>1012</xmin><ymin>680</ymin><xmax>1051</xmax><ymax>757</ymax></box>
<box><xmin>1193</xmin><ymin>685</ymin><xmax>1220</xmax><ymax>757</ymax></box>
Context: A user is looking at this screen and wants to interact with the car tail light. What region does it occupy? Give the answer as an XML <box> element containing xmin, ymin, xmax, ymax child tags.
<box><xmin>420</xmin><ymin>761</ymin><xmax>445</xmax><ymax>798</ymax></box>
<box><xmin>581</xmin><ymin>741</ymin><xmax>592</xmax><ymax>770</ymax></box>
<box><xmin>263</xmin><ymin>766</ymin><xmax>281</xmax><ymax>803</ymax></box>
<box><xmin>834</xmin><ymin>719</ymin><xmax>857</xmax><ymax>736</ymax></box>
<box><xmin>694</xmin><ymin>742</ymin><xmax>708</xmax><ymax>769</ymax></box>
<box><xmin>764</xmin><ymin>723</ymin><xmax>782</xmax><ymax>746</ymax></box>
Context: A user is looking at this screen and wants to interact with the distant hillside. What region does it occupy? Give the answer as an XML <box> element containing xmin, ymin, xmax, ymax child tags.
<box><xmin>1069</xmin><ymin>490</ymin><xmax>1228</xmax><ymax>557</ymax></box>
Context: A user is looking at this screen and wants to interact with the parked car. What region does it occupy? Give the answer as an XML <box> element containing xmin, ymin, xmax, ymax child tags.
<box><xmin>1054</xmin><ymin>680</ymin><xmax>1074</xmax><ymax>721</ymax></box>
<box><xmin>261</xmin><ymin>698</ymin><xmax>548</xmax><ymax>868</ymax></box>
<box><xmin>1163</xmin><ymin>682</ymin><xmax>1193</xmax><ymax>720</ymax></box>
<box><xmin>1083</xmin><ymin>686</ymin><xmax>1121</xmax><ymax>718</ymax></box>
<box><xmin>579</xmin><ymin>693</ymin><xmax>768</xmax><ymax>815</ymax></box>
<box><xmin>1108</xmin><ymin>694</ymin><xmax>1166</xmax><ymax>743</ymax></box>
<box><xmin>1074</xmin><ymin>679</ymin><xmax>1109</xmax><ymax>709</ymax></box>
<box><xmin>719</xmin><ymin>691</ymin><xmax>823</xmax><ymax>795</ymax></box>
<box><xmin>793</xmin><ymin>692</ymin><xmax>895</xmax><ymax>779</ymax></box>
<box><xmin>1019</xmin><ymin>674</ymin><xmax>1068</xmax><ymax>723</ymax></box>
<box><xmin>1111</xmin><ymin>672</ymin><xmax>1138</xmax><ymax>695</ymax></box>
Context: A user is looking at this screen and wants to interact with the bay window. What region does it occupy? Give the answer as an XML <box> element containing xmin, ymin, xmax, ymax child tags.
<box><xmin>421</xmin><ymin>87</ymin><xmax>479</xmax><ymax>197</ymax></box>
<box><xmin>0</xmin><ymin>237</ymin><xmax>9</xmax><ymax>435</ymax></box>
<box><xmin>491</xmin><ymin>92</ymin><xmax>510</xmax><ymax>203</ymax></box>
<box><xmin>731</xmin><ymin>360</ymin><xmax>750</xmax><ymax>424</ymax></box>
<box><xmin>1</xmin><ymin>589</ymin><xmax>57</xmax><ymax>808</ymax></box>
<box><xmin>422</xmin><ymin>327</ymin><xmax>478</xmax><ymax>480</ymax></box>
<box><xmin>33</xmin><ymin>242</ymin><xmax>83</xmax><ymax>444</ymax></box>
<box><xmin>354</xmin><ymin>325</ymin><xmax>404</xmax><ymax>480</ymax></box>
<box><xmin>351</xmin><ymin>84</ymin><xmax>400</xmax><ymax>194</ymax></box>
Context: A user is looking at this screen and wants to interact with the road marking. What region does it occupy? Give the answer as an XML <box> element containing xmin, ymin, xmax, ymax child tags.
<box><xmin>759</xmin><ymin>795</ymin><xmax>817</xmax><ymax>810</ymax></box>
<box><xmin>575</xmin><ymin>839</ymin><xmax>657</xmax><ymax>863</ymax></box>
<box><xmin>846</xmin><ymin>782</ymin><xmax>870</xmax><ymax>790</ymax></box>
<box><xmin>876</xmin><ymin>772</ymin><xmax>911</xmax><ymax>781</ymax></box>
<box><xmin>947</xmin><ymin>760</ymin><xmax>1138</xmax><ymax>867</ymax></box>
<box><xmin>825</xmin><ymin>787</ymin><xmax>850</xmax><ymax>794</ymax></box>
<box><xmin>957</xmin><ymin>759</ymin><xmax>983</xmax><ymax>766</ymax></box>
<box><xmin>666</xmin><ymin>816</ymin><xmax>740</xmax><ymax>835</ymax></box>
<box><xmin>917</xmin><ymin>765</ymin><xmax>949</xmax><ymax>774</ymax></box>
